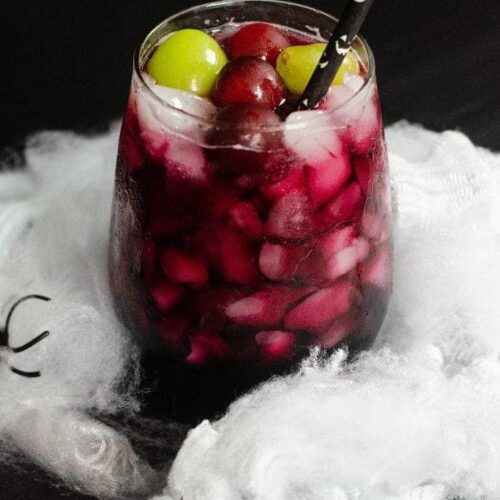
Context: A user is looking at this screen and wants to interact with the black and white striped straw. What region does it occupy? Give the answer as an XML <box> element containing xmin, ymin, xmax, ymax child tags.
<box><xmin>295</xmin><ymin>0</ymin><xmax>375</xmax><ymax>111</ymax></box>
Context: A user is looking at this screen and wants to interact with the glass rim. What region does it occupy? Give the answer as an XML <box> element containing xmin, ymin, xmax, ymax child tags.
<box><xmin>133</xmin><ymin>0</ymin><xmax>376</xmax><ymax>132</ymax></box>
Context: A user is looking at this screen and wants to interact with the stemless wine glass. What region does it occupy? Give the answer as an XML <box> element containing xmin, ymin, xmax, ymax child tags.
<box><xmin>109</xmin><ymin>0</ymin><xmax>392</xmax><ymax>420</ymax></box>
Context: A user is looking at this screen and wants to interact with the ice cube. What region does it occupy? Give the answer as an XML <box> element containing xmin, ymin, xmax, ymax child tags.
<box><xmin>260</xmin><ymin>167</ymin><xmax>305</xmax><ymax>202</ymax></box>
<box><xmin>229</xmin><ymin>202</ymin><xmax>263</xmax><ymax>239</ymax></box>
<box><xmin>318</xmin><ymin>226</ymin><xmax>358</xmax><ymax>260</ymax></box>
<box><xmin>255</xmin><ymin>330</ymin><xmax>296</xmax><ymax>359</ymax></box>
<box><xmin>186</xmin><ymin>332</ymin><xmax>231</xmax><ymax>366</ymax></box>
<box><xmin>284</xmin><ymin>110</ymin><xmax>343</xmax><ymax>165</ymax></box>
<box><xmin>315</xmin><ymin>182</ymin><xmax>364</xmax><ymax>230</ymax></box>
<box><xmin>149</xmin><ymin>281</ymin><xmax>184</xmax><ymax>315</ymax></box>
<box><xmin>266</xmin><ymin>190</ymin><xmax>313</xmax><ymax>240</ymax></box>
<box><xmin>135</xmin><ymin>92</ymin><xmax>170</xmax><ymax>161</ymax></box>
<box><xmin>150</xmin><ymin>84</ymin><xmax>218</xmax><ymax>121</ymax></box>
<box><xmin>195</xmin><ymin>223</ymin><xmax>257</xmax><ymax>285</ymax></box>
<box><xmin>325</xmin><ymin>236</ymin><xmax>370</xmax><ymax>282</ymax></box>
<box><xmin>305</xmin><ymin>152</ymin><xmax>351</xmax><ymax>208</ymax></box>
<box><xmin>164</xmin><ymin>138</ymin><xmax>209</xmax><ymax>186</ymax></box>
<box><xmin>194</xmin><ymin>288</ymin><xmax>247</xmax><ymax>331</ymax></box>
<box><xmin>320</xmin><ymin>85</ymin><xmax>356</xmax><ymax>111</ymax></box>
<box><xmin>343</xmin><ymin>73</ymin><xmax>365</xmax><ymax>93</ymax></box>
<box><xmin>330</xmin><ymin>83</ymin><xmax>381</xmax><ymax>154</ymax></box>
<box><xmin>135</xmin><ymin>82</ymin><xmax>218</xmax><ymax>162</ymax></box>
<box><xmin>160</xmin><ymin>247</ymin><xmax>208</xmax><ymax>287</ymax></box>
<box><xmin>226</xmin><ymin>286</ymin><xmax>315</xmax><ymax>327</ymax></box>
<box><xmin>284</xmin><ymin>279</ymin><xmax>355</xmax><ymax>331</ymax></box>
<box><xmin>150</xmin><ymin>84</ymin><xmax>217</xmax><ymax>142</ymax></box>
<box><xmin>361</xmin><ymin>211</ymin><xmax>391</xmax><ymax>243</ymax></box>
<box><xmin>259</xmin><ymin>243</ymin><xmax>300</xmax><ymax>282</ymax></box>
<box><xmin>360</xmin><ymin>245</ymin><xmax>392</xmax><ymax>291</ymax></box>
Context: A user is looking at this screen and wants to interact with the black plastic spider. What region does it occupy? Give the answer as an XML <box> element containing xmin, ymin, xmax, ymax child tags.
<box><xmin>0</xmin><ymin>294</ymin><xmax>51</xmax><ymax>377</ymax></box>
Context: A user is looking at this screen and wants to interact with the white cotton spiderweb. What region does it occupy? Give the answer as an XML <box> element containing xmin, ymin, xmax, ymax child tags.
<box><xmin>0</xmin><ymin>127</ymin><xmax>162</xmax><ymax>498</ymax></box>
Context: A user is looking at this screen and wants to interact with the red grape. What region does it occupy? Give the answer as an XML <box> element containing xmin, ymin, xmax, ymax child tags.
<box><xmin>213</xmin><ymin>56</ymin><xmax>286</xmax><ymax>109</ymax></box>
<box><xmin>227</xmin><ymin>22</ymin><xmax>291</xmax><ymax>64</ymax></box>
<box><xmin>208</xmin><ymin>103</ymin><xmax>286</xmax><ymax>180</ymax></box>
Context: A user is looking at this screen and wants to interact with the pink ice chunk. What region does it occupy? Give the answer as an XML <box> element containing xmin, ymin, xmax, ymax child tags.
<box><xmin>255</xmin><ymin>330</ymin><xmax>296</xmax><ymax>359</ymax></box>
<box><xmin>320</xmin><ymin>85</ymin><xmax>356</xmax><ymax>111</ymax></box>
<box><xmin>150</xmin><ymin>83</ymin><xmax>218</xmax><ymax>121</ymax></box>
<box><xmin>197</xmin><ymin>224</ymin><xmax>257</xmax><ymax>285</ymax></box>
<box><xmin>229</xmin><ymin>202</ymin><xmax>263</xmax><ymax>239</ymax></box>
<box><xmin>149</xmin><ymin>281</ymin><xmax>184</xmax><ymax>315</ymax></box>
<box><xmin>343</xmin><ymin>73</ymin><xmax>365</xmax><ymax>93</ymax></box>
<box><xmin>318</xmin><ymin>226</ymin><xmax>358</xmax><ymax>259</ymax></box>
<box><xmin>315</xmin><ymin>182</ymin><xmax>364</xmax><ymax>230</ymax></box>
<box><xmin>194</xmin><ymin>288</ymin><xmax>247</xmax><ymax>330</ymax></box>
<box><xmin>226</xmin><ymin>286</ymin><xmax>315</xmax><ymax>327</ymax></box>
<box><xmin>135</xmin><ymin>94</ymin><xmax>170</xmax><ymax>161</ymax></box>
<box><xmin>266</xmin><ymin>190</ymin><xmax>313</xmax><ymax>240</ymax></box>
<box><xmin>259</xmin><ymin>243</ymin><xmax>301</xmax><ymax>281</ymax></box>
<box><xmin>360</xmin><ymin>246</ymin><xmax>392</xmax><ymax>291</ymax></box>
<box><xmin>284</xmin><ymin>279</ymin><xmax>356</xmax><ymax>331</ymax></box>
<box><xmin>215</xmin><ymin>227</ymin><xmax>256</xmax><ymax>285</ymax></box>
<box><xmin>135</xmin><ymin>82</ymin><xmax>218</xmax><ymax>161</ymax></box>
<box><xmin>284</xmin><ymin>110</ymin><xmax>343</xmax><ymax>165</ymax></box>
<box><xmin>164</xmin><ymin>139</ymin><xmax>209</xmax><ymax>186</ymax></box>
<box><xmin>146</xmin><ymin>83</ymin><xmax>218</xmax><ymax>145</ymax></box>
<box><xmin>361</xmin><ymin>211</ymin><xmax>391</xmax><ymax>243</ymax></box>
<box><xmin>307</xmin><ymin>226</ymin><xmax>368</xmax><ymax>283</ymax></box>
<box><xmin>316</xmin><ymin>314</ymin><xmax>357</xmax><ymax>348</ymax></box>
<box><xmin>260</xmin><ymin>167</ymin><xmax>305</xmax><ymax>202</ymax></box>
<box><xmin>339</xmin><ymin>86</ymin><xmax>381</xmax><ymax>154</ymax></box>
<box><xmin>305</xmin><ymin>151</ymin><xmax>351</xmax><ymax>208</ymax></box>
<box><xmin>160</xmin><ymin>247</ymin><xmax>208</xmax><ymax>287</ymax></box>
<box><xmin>325</xmin><ymin>236</ymin><xmax>370</xmax><ymax>282</ymax></box>
<box><xmin>186</xmin><ymin>332</ymin><xmax>231</xmax><ymax>366</ymax></box>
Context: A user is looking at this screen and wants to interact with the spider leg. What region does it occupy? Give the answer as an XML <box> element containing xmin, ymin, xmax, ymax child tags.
<box><xmin>11</xmin><ymin>330</ymin><xmax>50</xmax><ymax>353</ymax></box>
<box><xmin>1</xmin><ymin>294</ymin><xmax>51</xmax><ymax>378</ymax></box>
<box><xmin>9</xmin><ymin>366</ymin><xmax>41</xmax><ymax>378</ymax></box>
<box><xmin>4</xmin><ymin>295</ymin><xmax>51</xmax><ymax>336</ymax></box>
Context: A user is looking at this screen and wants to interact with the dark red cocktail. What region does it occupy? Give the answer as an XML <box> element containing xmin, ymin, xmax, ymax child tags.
<box><xmin>109</xmin><ymin>0</ymin><xmax>391</xmax><ymax>419</ymax></box>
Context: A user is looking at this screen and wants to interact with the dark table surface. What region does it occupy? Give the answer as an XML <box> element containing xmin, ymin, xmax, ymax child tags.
<box><xmin>1</xmin><ymin>0</ymin><xmax>499</xmax><ymax>498</ymax></box>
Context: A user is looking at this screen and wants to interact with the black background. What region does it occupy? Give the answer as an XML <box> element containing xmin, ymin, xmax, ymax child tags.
<box><xmin>1</xmin><ymin>0</ymin><xmax>499</xmax><ymax>498</ymax></box>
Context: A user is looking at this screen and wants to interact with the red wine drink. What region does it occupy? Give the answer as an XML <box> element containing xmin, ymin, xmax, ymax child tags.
<box><xmin>109</xmin><ymin>0</ymin><xmax>392</xmax><ymax>421</ymax></box>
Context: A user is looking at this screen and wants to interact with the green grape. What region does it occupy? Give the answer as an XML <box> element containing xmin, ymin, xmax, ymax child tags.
<box><xmin>147</xmin><ymin>29</ymin><xmax>228</xmax><ymax>97</ymax></box>
<box><xmin>276</xmin><ymin>43</ymin><xmax>360</xmax><ymax>95</ymax></box>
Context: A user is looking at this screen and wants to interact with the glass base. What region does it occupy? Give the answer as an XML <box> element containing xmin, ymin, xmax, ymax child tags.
<box><xmin>133</xmin><ymin>289</ymin><xmax>386</xmax><ymax>424</ymax></box>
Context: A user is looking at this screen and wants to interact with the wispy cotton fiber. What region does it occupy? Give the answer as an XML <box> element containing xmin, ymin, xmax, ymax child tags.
<box><xmin>159</xmin><ymin>124</ymin><xmax>500</xmax><ymax>500</ymax></box>
<box><xmin>0</xmin><ymin>128</ymin><xmax>159</xmax><ymax>498</ymax></box>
